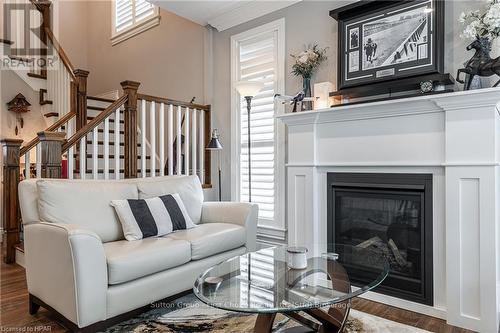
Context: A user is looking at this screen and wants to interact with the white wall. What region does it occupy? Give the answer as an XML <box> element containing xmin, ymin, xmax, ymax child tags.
<box><xmin>211</xmin><ymin>0</ymin><xmax>500</xmax><ymax>202</ymax></box>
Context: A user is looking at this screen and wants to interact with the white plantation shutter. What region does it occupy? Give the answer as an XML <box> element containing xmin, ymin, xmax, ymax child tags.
<box><xmin>113</xmin><ymin>0</ymin><xmax>159</xmax><ymax>40</ymax></box>
<box><xmin>115</xmin><ymin>0</ymin><xmax>133</xmax><ymax>32</ymax></box>
<box><xmin>134</xmin><ymin>0</ymin><xmax>155</xmax><ymax>22</ymax></box>
<box><xmin>238</xmin><ymin>31</ymin><xmax>277</xmax><ymax>222</ymax></box>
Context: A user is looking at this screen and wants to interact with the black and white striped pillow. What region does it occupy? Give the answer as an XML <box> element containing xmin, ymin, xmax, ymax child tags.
<box><xmin>111</xmin><ymin>193</ymin><xmax>196</xmax><ymax>241</ymax></box>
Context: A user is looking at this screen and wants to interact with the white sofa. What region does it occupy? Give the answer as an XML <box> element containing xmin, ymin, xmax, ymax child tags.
<box><xmin>18</xmin><ymin>175</ymin><xmax>258</xmax><ymax>331</ymax></box>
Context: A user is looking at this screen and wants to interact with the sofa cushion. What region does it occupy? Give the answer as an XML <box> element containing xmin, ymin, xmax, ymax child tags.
<box><xmin>137</xmin><ymin>176</ymin><xmax>203</xmax><ymax>224</ymax></box>
<box><xmin>165</xmin><ymin>223</ymin><xmax>246</xmax><ymax>260</ymax></box>
<box><xmin>111</xmin><ymin>193</ymin><xmax>196</xmax><ymax>241</ymax></box>
<box><xmin>103</xmin><ymin>238</ymin><xmax>191</xmax><ymax>284</ymax></box>
<box><xmin>36</xmin><ymin>180</ymin><xmax>138</xmax><ymax>242</ymax></box>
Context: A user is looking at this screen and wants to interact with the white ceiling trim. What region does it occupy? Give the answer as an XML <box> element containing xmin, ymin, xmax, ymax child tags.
<box><xmin>208</xmin><ymin>1</ymin><xmax>301</xmax><ymax>31</ymax></box>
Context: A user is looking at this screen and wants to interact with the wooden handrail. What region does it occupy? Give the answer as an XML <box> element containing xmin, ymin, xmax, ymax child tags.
<box><xmin>45</xmin><ymin>27</ymin><xmax>77</xmax><ymax>81</ymax></box>
<box><xmin>62</xmin><ymin>94</ymin><xmax>128</xmax><ymax>152</ymax></box>
<box><xmin>137</xmin><ymin>93</ymin><xmax>210</xmax><ymax>111</ymax></box>
<box><xmin>20</xmin><ymin>111</ymin><xmax>76</xmax><ymax>156</ymax></box>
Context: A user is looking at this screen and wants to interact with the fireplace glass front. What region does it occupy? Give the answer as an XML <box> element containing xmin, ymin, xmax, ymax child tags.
<box><xmin>327</xmin><ymin>173</ymin><xmax>433</xmax><ymax>305</ymax></box>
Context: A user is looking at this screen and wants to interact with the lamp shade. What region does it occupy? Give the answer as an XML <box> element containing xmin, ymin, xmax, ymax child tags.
<box><xmin>206</xmin><ymin>129</ymin><xmax>223</xmax><ymax>150</ymax></box>
<box><xmin>235</xmin><ymin>81</ymin><xmax>264</xmax><ymax>97</ymax></box>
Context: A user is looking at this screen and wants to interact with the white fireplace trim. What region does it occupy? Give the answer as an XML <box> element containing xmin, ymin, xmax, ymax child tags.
<box><xmin>278</xmin><ymin>88</ymin><xmax>500</xmax><ymax>333</ymax></box>
<box><xmin>287</xmin><ymin>162</ymin><xmax>500</xmax><ymax>167</ymax></box>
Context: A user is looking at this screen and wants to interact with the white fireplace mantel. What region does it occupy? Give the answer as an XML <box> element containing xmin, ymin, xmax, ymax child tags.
<box><xmin>277</xmin><ymin>88</ymin><xmax>500</xmax><ymax>333</ymax></box>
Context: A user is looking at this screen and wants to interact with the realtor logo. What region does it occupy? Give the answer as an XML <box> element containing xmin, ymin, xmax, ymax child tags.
<box><xmin>2</xmin><ymin>1</ymin><xmax>54</xmax><ymax>70</ymax></box>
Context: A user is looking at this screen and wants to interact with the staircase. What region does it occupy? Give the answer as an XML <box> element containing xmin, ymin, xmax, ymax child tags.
<box><xmin>1</xmin><ymin>1</ymin><xmax>212</xmax><ymax>265</ymax></box>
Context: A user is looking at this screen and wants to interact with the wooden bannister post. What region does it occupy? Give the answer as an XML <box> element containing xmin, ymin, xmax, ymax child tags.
<box><xmin>37</xmin><ymin>131</ymin><xmax>65</xmax><ymax>178</ymax></box>
<box><xmin>1</xmin><ymin>139</ymin><xmax>23</xmax><ymax>264</ymax></box>
<box><xmin>121</xmin><ymin>80</ymin><xmax>141</xmax><ymax>178</ymax></box>
<box><xmin>37</xmin><ymin>0</ymin><xmax>51</xmax><ymax>78</ymax></box>
<box><xmin>74</xmin><ymin>69</ymin><xmax>89</xmax><ymax>131</ymax></box>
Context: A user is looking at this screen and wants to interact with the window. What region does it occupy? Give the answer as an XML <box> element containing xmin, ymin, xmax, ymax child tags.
<box><xmin>231</xmin><ymin>19</ymin><xmax>285</xmax><ymax>242</ymax></box>
<box><xmin>111</xmin><ymin>0</ymin><xmax>160</xmax><ymax>45</ymax></box>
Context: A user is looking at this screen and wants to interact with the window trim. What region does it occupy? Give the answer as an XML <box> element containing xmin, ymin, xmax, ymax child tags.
<box><xmin>111</xmin><ymin>0</ymin><xmax>160</xmax><ymax>46</ymax></box>
<box><xmin>230</xmin><ymin>18</ymin><xmax>286</xmax><ymax>243</ymax></box>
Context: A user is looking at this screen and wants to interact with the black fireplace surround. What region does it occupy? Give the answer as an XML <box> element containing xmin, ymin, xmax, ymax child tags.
<box><xmin>327</xmin><ymin>173</ymin><xmax>433</xmax><ymax>305</ymax></box>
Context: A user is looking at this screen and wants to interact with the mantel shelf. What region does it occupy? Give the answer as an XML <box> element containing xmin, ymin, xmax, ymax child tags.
<box><xmin>276</xmin><ymin>87</ymin><xmax>500</xmax><ymax>125</ymax></box>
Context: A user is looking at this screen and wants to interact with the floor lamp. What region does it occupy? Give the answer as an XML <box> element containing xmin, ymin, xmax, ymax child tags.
<box><xmin>235</xmin><ymin>81</ymin><xmax>264</xmax><ymax>202</ymax></box>
<box><xmin>206</xmin><ymin>129</ymin><xmax>223</xmax><ymax>201</ymax></box>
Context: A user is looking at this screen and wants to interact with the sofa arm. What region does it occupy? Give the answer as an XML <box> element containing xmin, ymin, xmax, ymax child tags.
<box><xmin>201</xmin><ymin>202</ymin><xmax>259</xmax><ymax>252</ymax></box>
<box><xmin>24</xmin><ymin>222</ymin><xmax>108</xmax><ymax>328</ymax></box>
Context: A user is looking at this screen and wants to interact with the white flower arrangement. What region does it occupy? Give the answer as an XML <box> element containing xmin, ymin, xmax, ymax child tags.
<box><xmin>291</xmin><ymin>45</ymin><xmax>328</xmax><ymax>79</ymax></box>
<box><xmin>460</xmin><ymin>0</ymin><xmax>500</xmax><ymax>40</ymax></box>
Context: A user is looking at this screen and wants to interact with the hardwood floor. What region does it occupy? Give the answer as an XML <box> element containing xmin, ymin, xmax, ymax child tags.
<box><xmin>1</xmin><ymin>260</ymin><xmax>474</xmax><ymax>333</ymax></box>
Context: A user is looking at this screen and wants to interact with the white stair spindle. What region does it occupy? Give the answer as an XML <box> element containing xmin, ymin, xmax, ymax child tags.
<box><xmin>36</xmin><ymin>143</ymin><xmax>41</xmax><ymax>178</ymax></box>
<box><xmin>176</xmin><ymin>106</ymin><xmax>182</xmax><ymax>175</ymax></box>
<box><xmin>79</xmin><ymin>137</ymin><xmax>86</xmax><ymax>180</ymax></box>
<box><xmin>167</xmin><ymin>104</ymin><xmax>174</xmax><ymax>175</ymax></box>
<box><xmin>104</xmin><ymin>117</ymin><xmax>110</xmax><ymax>179</ymax></box>
<box><xmin>199</xmin><ymin>110</ymin><xmax>205</xmax><ymax>184</ymax></box>
<box><xmin>68</xmin><ymin>119</ymin><xmax>74</xmax><ymax>179</ymax></box>
<box><xmin>150</xmin><ymin>101</ymin><xmax>156</xmax><ymax>177</ymax></box>
<box><xmin>24</xmin><ymin>151</ymin><xmax>30</xmax><ymax>180</ymax></box>
<box><xmin>185</xmin><ymin>107</ymin><xmax>190</xmax><ymax>175</ymax></box>
<box><xmin>68</xmin><ymin>146</ymin><xmax>74</xmax><ymax>180</ymax></box>
<box><xmin>159</xmin><ymin>103</ymin><xmax>165</xmax><ymax>176</ymax></box>
<box><xmin>114</xmin><ymin>109</ymin><xmax>121</xmax><ymax>179</ymax></box>
<box><xmin>141</xmin><ymin>99</ymin><xmax>147</xmax><ymax>178</ymax></box>
<box><xmin>192</xmin><ymin>109</ymin><xmax>197</xmax><ymax>178</ymax></box>
<box><xmin>92</xmin><ymin>127</ymin><xmax>98</xmax><ymax>179</ymax></box>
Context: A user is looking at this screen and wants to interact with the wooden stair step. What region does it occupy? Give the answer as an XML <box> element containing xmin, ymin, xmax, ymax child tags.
<box><xmin>73</xmin><ymin>154</ymin><xmax>150</xmax><ymax>159</ymax></box>
<box><xmin>39</xmin><ymin>88</ymin><xmax>53</xmax><ymax>105</ymax></box>
<box><xmin>87</xmin><ymin>96</ymin><xmax>116</xmax><ymax>103</ymax></box>
<box><xmin>86</xmin><ymin>140</ymin><xmax>141</xmax><ymax>147</ymax></box>
<box><xmin>0</xmin><ymin>39</ymin><xmax>14</xmax><ymax>45</ymax></box>
<box><xmin>44</xmin><ymin>112</ymin><xmax>58</xmax><ymax>118</ymax></box>
<box><xmin>27</xmin><ymin>72</ymin><xmax>47</xmax><ymax>79</ymax></box>
<box><xmin>97</xmin><ymin>129</ymin><xmax>124</xmax><ymax>134</ymax></box>
<box><xmin>87</xmin><ymin>116</ymin><xmax>124</xmax><ymax>124</ymax></box>
<box><xmin>87</xmin><ymin>106</ymin><xmax>106</xmax><ymax>111</ymax></box>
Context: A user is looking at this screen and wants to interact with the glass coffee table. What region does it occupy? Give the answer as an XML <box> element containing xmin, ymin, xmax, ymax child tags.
<box><xmin>193</xmin><ymin>244</ymin><xmax>389</xmax><ymax>333</ymax></box>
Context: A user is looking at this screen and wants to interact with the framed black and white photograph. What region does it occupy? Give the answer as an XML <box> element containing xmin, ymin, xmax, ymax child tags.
<box><xmin>349</xmin><ymin>51</ymin><xmax>359</xmax><ymax>72</ymax></box>
<box><xmin>331</xmin><ymin>0</ymin><xmax>444</xmax><ymax>90</ymax></box>
<box><xmin>349</xmin><ymin>27</ymin><xmax>359</xmax><ymax>49</ymax></box>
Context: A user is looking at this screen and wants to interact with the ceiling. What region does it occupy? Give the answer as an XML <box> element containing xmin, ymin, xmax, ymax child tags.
<box><xmin>150</xmin><ymin>0</ymin><xmax>302</xmax><ymax>31</ymax></box>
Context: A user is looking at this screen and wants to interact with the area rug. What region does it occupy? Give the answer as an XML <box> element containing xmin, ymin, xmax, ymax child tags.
<box><xmin>105</xmin><ymin>294</ymin><xmax>430</xmax><ymax>333</ymax></box>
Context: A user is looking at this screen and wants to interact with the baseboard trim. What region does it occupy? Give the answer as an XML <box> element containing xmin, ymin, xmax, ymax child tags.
<box><xmin>29</xmin><ymin>290</ymin><xmax>192</xmax><ymax>332</ymax></box>
<box><xmin>356</xmin><ymin>289</ymin><xmax>447</xmax><ymax>320</ymax></box>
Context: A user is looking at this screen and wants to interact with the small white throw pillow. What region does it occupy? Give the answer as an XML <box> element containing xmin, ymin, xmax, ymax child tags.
<box><xmin>111</xmin><ymin>193</ymin><xmax>196</xmax><ymax>241</ymax></box>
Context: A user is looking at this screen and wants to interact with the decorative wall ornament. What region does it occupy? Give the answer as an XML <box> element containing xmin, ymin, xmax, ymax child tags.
<box><xmin>274</xmin><ymin>91</ymin><xmax>317</xmax><ymax>113</ymax></box>
<box><xmin>7</xmin><ymin>93</ymin><xmax>31</xmax><ymax>135</ymax></box>
<box><xmin>457</xmin><ymin>1</ymin><xmax>500</xmax><ymax>90</ymax></box>
<box><xmin>291</xmin><ymin>45</ymin><xmax>328</xmax><ymax>111</ymax></box>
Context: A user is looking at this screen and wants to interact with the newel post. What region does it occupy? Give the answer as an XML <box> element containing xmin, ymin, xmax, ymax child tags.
<box><xmin>121</xmin><ymin>80</ymin><xmax>140</xmax><ymax>178</ymax></box>
<box><xmin>36</xmin><ymin>0</ymin><xmax>51</xmax><ymax>78</ymax></box>
<box><xmin>74</xmin><ymin>69</ymin><xmax>89</xmax><ymax>131</ymax></box>
<box><xmin>1</xmin><ymin>139</ymin><xmax>23</xmax><ymax>264</ymax></box>
<box><xmin>37</xmin><ymin>131</ymin><xmax>66</xmax><ymax>178</ymax></box>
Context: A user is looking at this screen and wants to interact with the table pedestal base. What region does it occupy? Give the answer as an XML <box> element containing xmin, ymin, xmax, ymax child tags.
<box><xmin>254</xmin><ymin>300</ymin><xmax>351</xmax><ymax>333</ymax></box>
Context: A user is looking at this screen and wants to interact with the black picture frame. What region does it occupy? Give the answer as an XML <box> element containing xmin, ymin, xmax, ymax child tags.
<box><xmin>330</xmin><ymin>0</ymin><xmax>444</xmax><ymax>91</ymax></box>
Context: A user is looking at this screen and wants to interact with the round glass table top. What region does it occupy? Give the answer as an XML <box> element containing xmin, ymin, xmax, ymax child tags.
<box><xmin>193</xmin><ymin>244</ymin><xmax>389</xmax><ymax>314</ymax></box>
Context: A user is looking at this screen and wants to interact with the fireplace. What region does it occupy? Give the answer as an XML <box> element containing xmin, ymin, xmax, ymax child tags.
<box><xmin>327</xmin><ymin>173</ymin><xmax>433</xmax><ymax>305</ymax></box>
